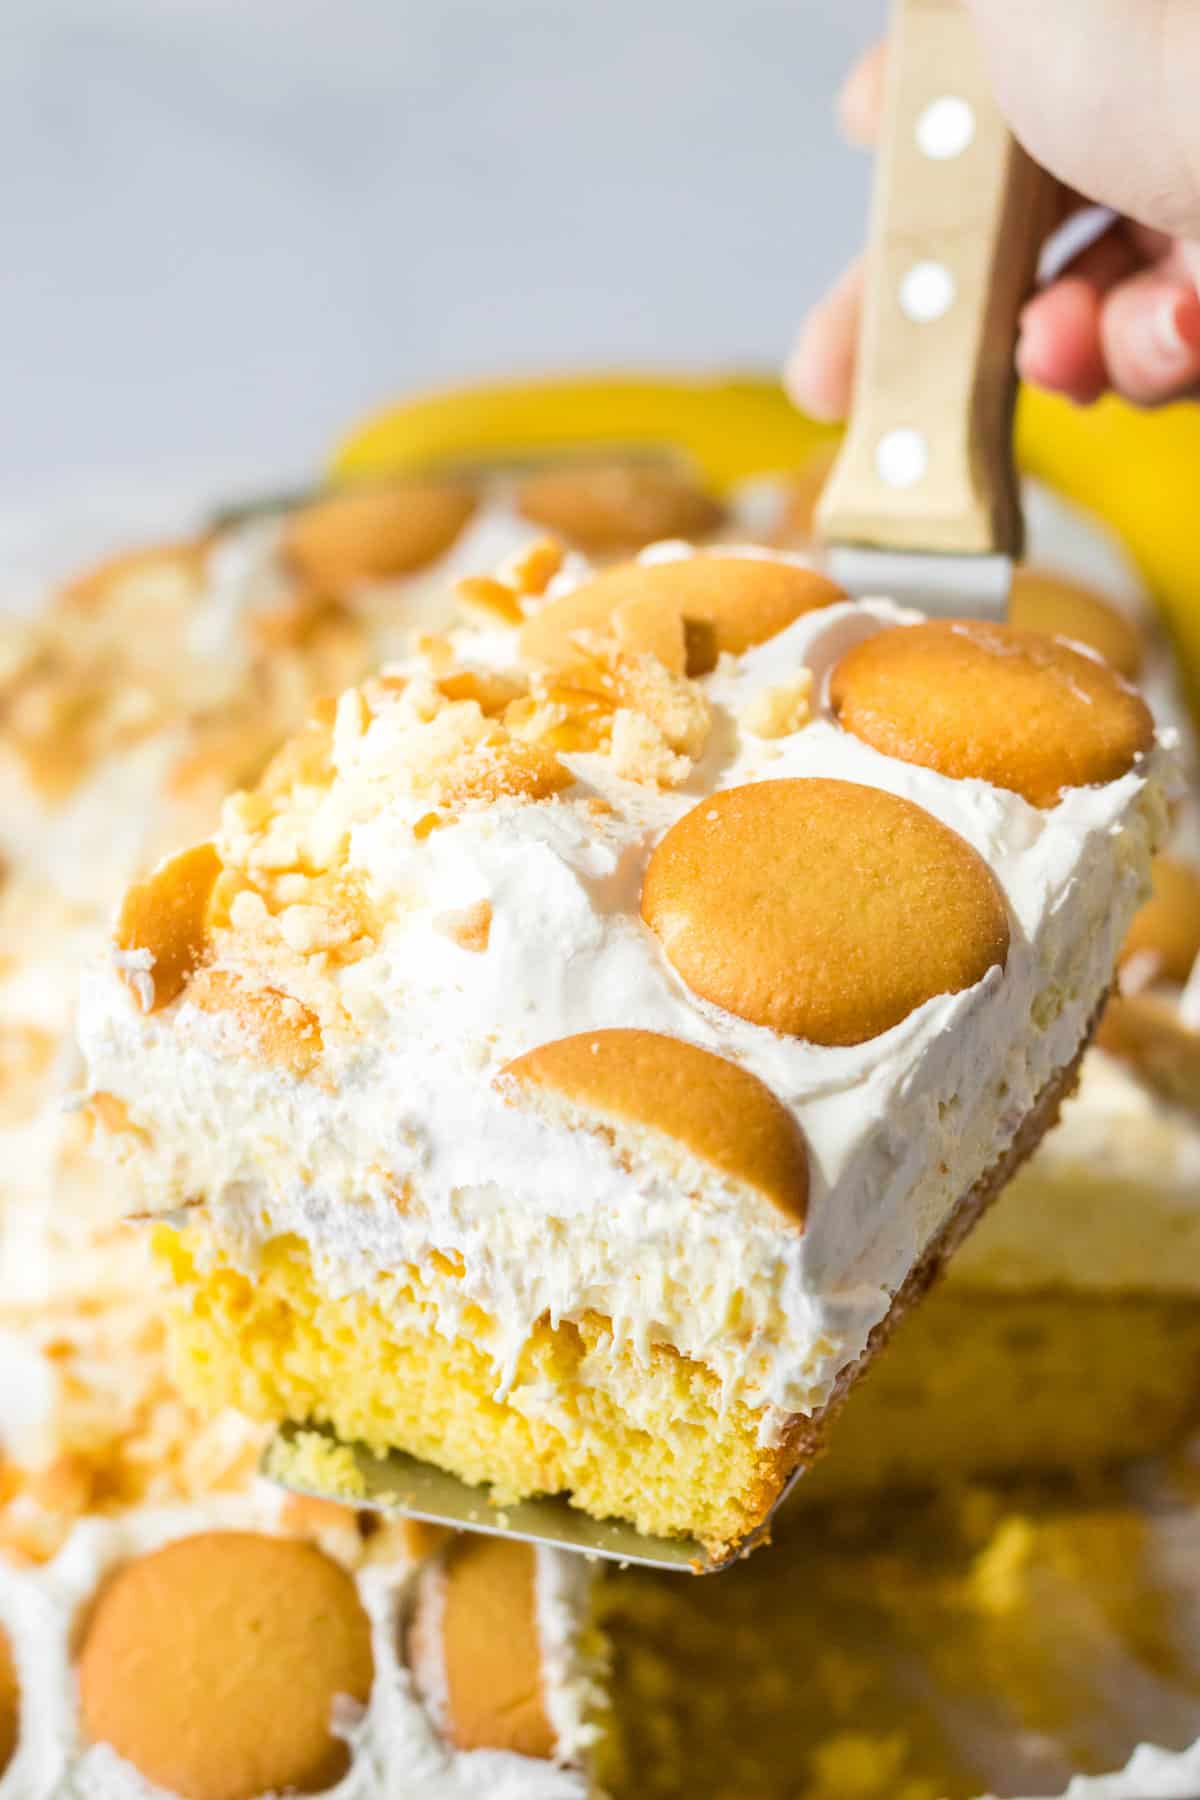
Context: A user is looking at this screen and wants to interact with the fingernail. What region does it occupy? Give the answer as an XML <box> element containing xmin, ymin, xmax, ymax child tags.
<box><xmin>1015</xmin><ymin>331</ymin><xmax>1098</xmax><ymax>405</ymax></box>
<box><xmin>1171</xmin><ymin>290</ymin><xmax>1200</xmax><ymax>351</ymax></box>
<box><xmin>1147</xmin><ymin>292</ymin><xmax>1200</xmax><ymax>371</ymax></box>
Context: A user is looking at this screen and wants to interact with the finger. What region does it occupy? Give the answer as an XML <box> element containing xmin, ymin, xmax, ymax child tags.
<box><xmin>1099</xmin><ymin>269</ymin><xmax>1200</xmax><ymax>406</ymax></box>
<box><xmin>1016</xmin><ymin>220</ymin><xmax>1156</xmax><ymax>403</ymax></box>
<box><xmin>1127</xmin><ymin>223</ymin><xmax>1175</xmax><ymax>266</ymax></box>
<box><xmin>785</xmin><ymin>259</ymin><xmax>864</xmax><ymax>424</ymax></box>
<box><xmin>1017</xmin><ymin>278</ymin><xmax>1110</xmax><ymax>404</ymax></box>
<box><xmin>838</xmin><ymin>40</ymin><xmax>887</xmax><ymax>147</ymax></box>
<box><xmin>1045</xmin><ymin>213</ymin><xmax>1143</xmax><ymax>292</ymax></box>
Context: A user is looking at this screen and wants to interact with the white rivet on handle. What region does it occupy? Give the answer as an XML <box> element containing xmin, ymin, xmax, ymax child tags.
<box><xmin>876</xmin><ymin>429</ymin><xmax>928</xmax><ymax>489</ymax></box>
<box><xmin>900</xmin><ymin>261</ymin><xmax>956</xmax><ymax>322</ymax></box>
<box><xmin>915</xmin><ymin>95</ymin><xmax>975</xmax><ymax>159</ymax></box>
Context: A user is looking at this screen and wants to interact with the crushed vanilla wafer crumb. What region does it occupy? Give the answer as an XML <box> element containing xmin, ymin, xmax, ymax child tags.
<box><xmin>433</xmin><ymin>899</ymin><xmax>493</xmax><ymax>953</ymax></box>
<box><xmin>502</xmin><ymin>537</ymin><xmax>565</xmax><ymax>599</ymax></box>
<box><xmin>742</xmin><ymin>671</ymin><xmax>813</xmax><ymax>739</ymax></box>
<box><xmin>609</xmin><ymin>710</ymin><xmax>692</xmax><ymax>787</ymax></box>
<box><xmin>455</xmin><ymin>576</ymin><xmax>525</xmax><ymax>627</ymax></box>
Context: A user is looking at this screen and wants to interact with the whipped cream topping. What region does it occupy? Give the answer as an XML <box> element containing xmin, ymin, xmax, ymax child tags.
<box><xmin>0</xmin><ymin>735</ymin><xmax>193</xmax><ymax>916</ymax></box>
<box><xmin>0</xmin><ymin>494</ymin><xmax>511</xmax><ymax>907</ymax></box>
<box><xmin>0</xmin><ymin>517</ymin><xmax>269</xmax><ymax>906</ymax></box>
<box><xmin>535</xmin><ymin>1548</ymin><xmax>607</xmax><ymax>1765</ymax></box>
<box><xmin>0</xmin><ymin>880</ymin><xmax>135</xmax><ymax>1322</ymax></box>
<box><xmin>1182</xmin><ymin>959</ymin><xmax>1200</xmax><ymax>1033</ymax></box>
<box><xmin>0</xmin><ymin>1500</ymin><xmax>594</xmax><ymax>1800</ymax></box>
<box><xmin>80</xmin><ymin>547</ymin><xmax>1174</xmax><ymax>1430</ymax></box>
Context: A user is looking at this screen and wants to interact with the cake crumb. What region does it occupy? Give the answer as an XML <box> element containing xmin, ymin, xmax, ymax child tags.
<box><xmin>433</xmin><ymin>899</ymin><xmax>493</xmax><ymax>953</ymax></box>
<box><xmin>742</xmin><ymin>670</ymin><xmax>813</xmax><ymax>739</ymax></box>
<box><xmin>455</xmin><ymin>576</ymin><xmax>524</xmax><ymax>626</ymax></box>
<box><xmin>502</xmin><ymin>537</ymin><xmax>565</xmax><ymax>598</ymax></box>
<box><xmin>609</xmin><ymin>709</ymin><xmax>691</xmax><ymax>787</ymax></box>
<box><xmin>266</xmin><ymin>1429</ymin><xmax>368</xmax><ymax>1502</ymax></box>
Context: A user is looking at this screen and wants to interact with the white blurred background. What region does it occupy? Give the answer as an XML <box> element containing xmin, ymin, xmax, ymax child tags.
<box><xmin>3</xmin><ymin>0</ymin><xmax>884</xmax><ymax>496</ymax></box>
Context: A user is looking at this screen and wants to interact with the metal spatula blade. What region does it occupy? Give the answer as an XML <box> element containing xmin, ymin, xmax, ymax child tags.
<box><xmin>263</xmin><ymin>1423</ymin><xmax>754</xmax><ymax>1573</ymax></box>
<box><xmin>827</xmin><ymin>547</ymin><xmax>1012</xmax><ymax>619</ymax></box>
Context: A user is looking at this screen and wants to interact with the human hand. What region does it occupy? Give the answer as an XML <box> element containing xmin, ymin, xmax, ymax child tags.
<box><xmin>788</xmin><ymin>2</ymin><xmax>1200</xmax><ymax>419</ymax></box>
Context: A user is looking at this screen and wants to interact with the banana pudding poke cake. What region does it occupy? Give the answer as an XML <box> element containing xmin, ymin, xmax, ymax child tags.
<box><xmin>80</xmin><ymin>541</ymin><xmax>1172</xmax><ymax>1557</ymax></box>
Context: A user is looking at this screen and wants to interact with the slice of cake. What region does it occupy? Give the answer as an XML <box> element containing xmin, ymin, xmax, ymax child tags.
<box><xmin>81</xmin><ymin>544</ymin><xmax>1172</xmax><ymax>1557</ymax></box>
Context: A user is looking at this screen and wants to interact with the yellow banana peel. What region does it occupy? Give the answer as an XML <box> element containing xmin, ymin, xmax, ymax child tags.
<box><xmin>332</xmin><ymin>373</ymin><xmax>1199</xmax><ymax>716</ymax></box>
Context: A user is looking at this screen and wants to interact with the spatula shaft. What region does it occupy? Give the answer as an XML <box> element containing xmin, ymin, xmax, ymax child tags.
<box><xmin>818</xmin><ymin>0</ymin><xmax>1058</xmax><ymax>559</ymax></box>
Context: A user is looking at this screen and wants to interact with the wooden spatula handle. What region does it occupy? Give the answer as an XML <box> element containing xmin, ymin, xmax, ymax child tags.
<box><xmin>817</xmin><ymin>0</ymin><xmax>1059</xmax><ymax>557</ymax></box>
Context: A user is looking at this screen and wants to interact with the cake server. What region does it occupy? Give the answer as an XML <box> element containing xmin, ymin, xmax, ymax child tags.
<box><xmin>263</xmin><ymin>1424</ymin><xmax>733</xmax><ymax>1573</ymax></box>
<box><xmin>817</xmin><ymin>0</ymin><xmax>1060</xmax><ymax>616</ymax></box>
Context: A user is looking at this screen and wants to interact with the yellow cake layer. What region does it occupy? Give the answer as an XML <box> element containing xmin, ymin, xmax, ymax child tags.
<box><xmin>155</xmin><ymin>1228</ymin><xmax>784</xmax><ymax>1556</ymax></box>
<box><xmin>794</xmin><ymin>1289</ymin><xmax>1200</xmax><ymax>1505</ymax></box>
